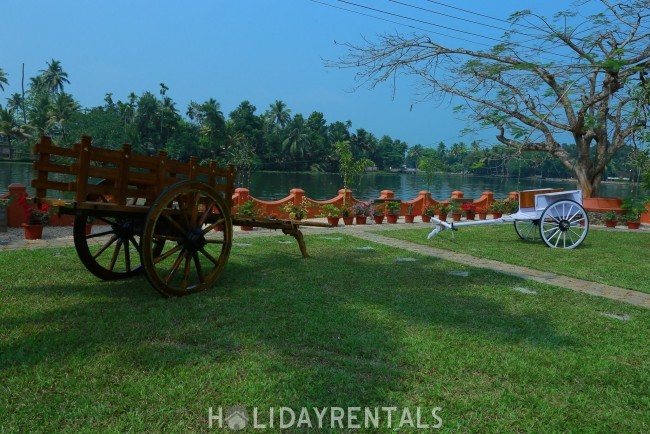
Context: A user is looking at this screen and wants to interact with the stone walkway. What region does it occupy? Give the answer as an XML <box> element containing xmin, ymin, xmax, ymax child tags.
<box><xmin>1</xmin><ymin>220</ymin><xmax>648</xmax><ymax>309</ymax></box>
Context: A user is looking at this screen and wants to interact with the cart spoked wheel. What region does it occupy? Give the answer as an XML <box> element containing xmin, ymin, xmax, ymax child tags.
<box><xmin>539</xmin><ymin>199</ymin><xmax>589</xmax><ymax>249</ymax></box>
<box><xmin>514</xmin><ymin>219</ymin><xmax>540</xmax><ymax>241</ymax></box>
<box><xmin>141</xmin><ymin>180</ymin><xmax>232</xmax><ymax>297</ymax></box>
<box><xmin>74</xmin><ymin>214</ymin><xmax>162</xmax><ymax>280</ymax></box>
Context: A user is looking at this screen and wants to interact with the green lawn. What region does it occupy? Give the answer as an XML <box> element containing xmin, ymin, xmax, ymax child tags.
<box><xmin>1</xmin><ymin>234</ymin><xmax>648</xmax><ymax>432</ymax></box>
<box><xmin>380</xmin><ymin>225</ymin><xmax>650</xmax><ymax>294</ymax></box>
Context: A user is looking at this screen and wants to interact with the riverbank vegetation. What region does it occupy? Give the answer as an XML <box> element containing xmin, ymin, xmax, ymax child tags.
<box><xmin>0</xmin><ymin>55</ymin><xmax>647</xmax><ymax>189</ymax></box>
<box><xmin>1</xmin><ymin>234</ymin><xmax>648</xmax><ymax>431</ymax></box>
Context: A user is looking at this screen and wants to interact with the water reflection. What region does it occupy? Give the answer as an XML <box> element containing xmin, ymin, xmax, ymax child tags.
<box><xmin>1</xmin><ymin>161</ymin><xmax>633</xmax><ymax>201</ymax></box>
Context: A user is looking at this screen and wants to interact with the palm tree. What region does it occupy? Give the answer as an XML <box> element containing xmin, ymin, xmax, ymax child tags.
<box><xmin>47</xmin><ymin>92</ymin><xmax>79</xmax><ymax>138</ymax></box>
<box><xmin>0</xmin><ymin>68</ymin><xmax>8</xmax><ymax>91</ymax></box>
<box><xmin>282</xmin><ymin>115</ymin><xmax>310</xmax><ymax>166</ymax></box>
<box><xmin>0</xmin><ymin>107</ymin><xmax>30</xmax><ymax>158</ymax></box>
<box><xmin>39</xmin><ymin>59</ymin><xmax>70</xmax><ymax>94</ymax></box>
<box><xmin>268</xmin><ymin>100</ymin><xmax>291</xmax><ymax>129</ymax></box>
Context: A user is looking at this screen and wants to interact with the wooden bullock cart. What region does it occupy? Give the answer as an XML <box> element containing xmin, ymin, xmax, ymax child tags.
<box><xmin>31</xmin><ymin>136</ymin><xmax>328</xmax><ymax>297</ymax></box>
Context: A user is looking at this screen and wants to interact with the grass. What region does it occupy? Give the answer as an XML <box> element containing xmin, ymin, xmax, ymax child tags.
<box><xmin>1</xmin><ymin>234</ymin><xmax>649</xmax><ymax>432</ymax></box>
<box><xmin>380</xmin><ymin>225</ymin><xmax>650</xmax><ymax>294</ymax></box>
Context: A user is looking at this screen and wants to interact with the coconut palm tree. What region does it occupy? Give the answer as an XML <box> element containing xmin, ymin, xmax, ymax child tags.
<box><xmin>47</xmin><ymin>92</ymin><xmax>79</xmax><ymax>135</ymax></box>
<box><xmin>267</xmin><ymin>100</ymin><xmax>291</xmax><ymax>129</ymax></box>
<box><xmin>39</xmin><ymin>59</ymin><xmax>70</xmax><ymax>94</ymax></box>
<box><xmin>0</xmin><ymin>68</ymin><xmax>8</xmax><ymax>92</ymax></box>
<box><xmin>0</xmin><ymin>107</ymin><xmax>30</xmax><ymax>158</ymax></box>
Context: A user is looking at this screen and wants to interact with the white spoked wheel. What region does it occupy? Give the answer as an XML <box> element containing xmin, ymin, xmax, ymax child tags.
<box><xmin>514</xmin><ymin>220</ymin><xmax>540</xmax><ymax>241</ymax></box>
<box><xmin>540</xmin><ymin>200</ymin><xmax>589</xmax><ymax>249</ymax></box>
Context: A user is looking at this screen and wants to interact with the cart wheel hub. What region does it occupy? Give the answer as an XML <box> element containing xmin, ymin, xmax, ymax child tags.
<box><xmin>559</xmin><ymin>220</ymin><xmax>570</xmax><ymax>231</ymax></box>
<box><xmin>112</xmin><ymin>219</ymin><xmax>135</xmax><ymax>238</ymax></box>
<box><xmin>184</xmin><ymin>229</ymin><xmax>207</xmax><ymax>252</ymax></box>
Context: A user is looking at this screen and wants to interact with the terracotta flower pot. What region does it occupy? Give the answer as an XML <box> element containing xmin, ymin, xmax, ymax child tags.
<box><xmin>604</xmin><ymin>220</ymin><xmax>617</xmax><ymax>228</ymax></box>
<box><xmin>355</xmin><ymin>215</ymin><xmax>367</xmax><ymax>225</ymax></box>
<box><xmin>478</xmin><ymin>213</ymin><xmax>488</xmax><ymax>220</ymax></box>
<box><xmin>421</xmin><ymin>215</ymin><xmax>432</xmax><ymax>223</ymax></box>
<box><xmin>452</xmin><ymin>212</ymin><xmax>462</xmax><ymax>222</ymax></box>
<box><xmin>627</xmin><ymin>221</ymin><xmax>641</xmax><ymax>230</ymax></box>
<box><xmin>85</xmin><ymin>223</ymin><xmax>93</xmax><ymax>235</ymax></box>
<box><xmin>22</xmin><ymin>223</ymin><xmax>44</xmax><ymax>240</ymax></box>
<box><xmin>386</xmin><ymin>214</ymin><xmax>399</xmax><ymax>224</ymax></box>
<box><xmin>404</xmin><ymin>215</ymin><xmax>415</xmax><ymax>223</ymax></box>
<box><xmin>326</xmin><ymin>216</ymin><xmax>340</xmax><ymax>227</ymax></box>
<box><xmin>438</xmin><ymin>212</ymin><xmax>448</xmax><ymax>221</ymax></box>
<box><xmin>373</xmin><ymin>215</ymin><xmax>385</xmax><ymax>224</ymax></box>
<box><xmin>492</xmin><ymin>212</ymin><xmax>503</xmax><ymax>219</ymax></box>
<box><xmin>465</xmin><ymin>212</ymin><xmax>476</xmax><ymax>220</ymax></box>
<box><xmin>240</xmin><ymin>226</ymin><xmax>253</xmax><ymax>231</ymax></box>
<box><xmin>343</xmin><ymin>217</ymin><xmax>354</xmax><ymax>225</ymax></box>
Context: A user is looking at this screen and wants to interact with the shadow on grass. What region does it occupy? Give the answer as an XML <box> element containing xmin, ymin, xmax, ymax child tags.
<box><xmin>0</xmin><ymin>236</ymin><xmax>577</xmax><ymax>408</ymax></box>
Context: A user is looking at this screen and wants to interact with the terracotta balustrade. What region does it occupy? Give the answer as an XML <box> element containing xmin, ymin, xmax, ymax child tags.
<box><xmin>4</xmin><ymin>183</ymin><xmax>649</xmax><ymax>227</ymax></box>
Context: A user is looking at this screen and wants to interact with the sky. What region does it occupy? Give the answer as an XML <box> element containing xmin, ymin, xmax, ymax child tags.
<box><xmin>3</xmin><ymin>0</ymin><xmax>579</xmax><ymax>149</ymax></box>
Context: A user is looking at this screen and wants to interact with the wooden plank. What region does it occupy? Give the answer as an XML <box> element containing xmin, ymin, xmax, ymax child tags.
<box><xmin>32</xmin><ymin>179</ymin><xmax>75</xmax><ymax>193</ymax></box>
<box><xmin>116</xmin><ymin>144</ymin><xmax>131</xmax><ymax>206</ymax></box>
<box><xmin>32</xmin><ymin>161</ymin><xmax>77</xmax><ymax>176</ymax></box>
<box><xmin>74</xmin><ymin>136</ymin><xmax>92</xmax><ymax>202</ymax></box>
<box><xmin>33</xmin><ymin>136</ymin><xmax>52</xmax><ymax>199</ymax></box>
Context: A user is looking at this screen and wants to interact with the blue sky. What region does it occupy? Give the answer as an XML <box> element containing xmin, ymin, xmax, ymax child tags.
<box><xmin>3</xmin><ymin>0</ymin><xmax>570</xmax><ymax>148</ymax></box>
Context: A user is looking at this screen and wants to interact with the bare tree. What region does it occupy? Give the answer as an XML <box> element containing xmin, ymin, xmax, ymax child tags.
<box><xmin>328</xmin><ymin>1</ymin><xmax>650</xmax><ymax>197</ymax></box>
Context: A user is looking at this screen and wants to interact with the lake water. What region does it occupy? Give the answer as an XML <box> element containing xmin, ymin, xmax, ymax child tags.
<box><xmin>0</xmin><ymin>161</ymin><xmax>632</xmax><ymax>201</ymax></box>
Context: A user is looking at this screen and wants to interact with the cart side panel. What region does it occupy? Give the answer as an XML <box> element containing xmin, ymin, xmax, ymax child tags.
<box><xmin>31</xmin><ymin>136</ymin><xmax>235</xmax><ymax>207</ymax></box>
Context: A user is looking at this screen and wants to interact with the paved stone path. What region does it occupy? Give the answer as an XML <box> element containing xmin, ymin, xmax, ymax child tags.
<box><xmin>1</xmin><ymin>221</ymin><xmax>648</xmax><ymax>309</ymax></box>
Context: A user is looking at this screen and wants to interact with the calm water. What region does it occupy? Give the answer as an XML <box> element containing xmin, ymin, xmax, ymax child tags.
<box><xmin>0</xmin><ymin>161</ymin><xmax>632</xmax><ymax>201</ymax></box>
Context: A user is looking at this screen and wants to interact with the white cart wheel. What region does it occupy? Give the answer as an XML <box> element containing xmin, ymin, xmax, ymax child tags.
<box><xmin>540</xmin><ymin>200</ymin><xmax>588</xmax><ymax>249</ymax></box>
<box><xmin>514</xmin><ymin>220</ymin><xmax>540</xmax><ymax>241</ymax></box>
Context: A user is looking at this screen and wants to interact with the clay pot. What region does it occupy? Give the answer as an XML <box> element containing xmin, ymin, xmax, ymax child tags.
<box><xmin>604</xmin><ymin>220</ymin><xmax>618</xmax><ymax>228</ymax></box>
<box><xmin>478</xmin><ymin>213</ymin><xmax>488</xmax><ymax>220</ymax></box>
<box><xmin>404</xmin><ymin>215</ymin><xmax>415</xmax><ymax>223</ymax></box>
<box><xmin>373</xmin><ymin>215</ymin><xmax>385</xmax><ymax>224</ymax></box>
<box><xmin>627</xmin><ymin>221</ymin><xmax>640</xmax><ymax>230</ymax></box>
<box><xmin>326</xmin><ymin>216</ymin><xmax>340</xmax><ymax>227</ymax></box>
<box><xmin>342</xmin><ymin>217</ymin><xmax>354</xmax><ymax>225</ymax></box>
<box><xmin>240</xmin><ymin>226</ymin><xmax>253</xmax><ymax>231</ymax></box>
<box><xmin>22</xmin><ymin>223</ymin><xmax>44</xmax><ymax>240</ymax></box>
<box><xmin>386</xmin><ymin>214</ymin><xmax>399</xmax><ymax>224</ymax></box>
<box><xmin>421</xmin><ymin>215</ymin><xmax>432</xmax><ymax>223</ymax></box>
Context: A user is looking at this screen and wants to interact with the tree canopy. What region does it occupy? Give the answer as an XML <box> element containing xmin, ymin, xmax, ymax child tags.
<box><xmin>329</xmin><ymin>0</ymin><xmax>650</xmax><ymax>197</ymax></box>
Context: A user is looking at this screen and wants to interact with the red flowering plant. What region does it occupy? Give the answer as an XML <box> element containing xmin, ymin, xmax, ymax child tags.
<box><xmin>15</xmin><ymin>192</ymin><xmax>52</xmax><ymax>226</ymax></box>
<box><xmin>461</xmin><ymin>202</ymin><xmax>477</xmax><ymax>213</ymax></box>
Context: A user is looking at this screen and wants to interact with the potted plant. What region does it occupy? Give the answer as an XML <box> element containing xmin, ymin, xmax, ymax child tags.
<box><xmin>235</xmin><ymin>199</ymin><xmax>260</xmax><ymax>231</ymax></box>
<box><xmin>477</xmin><ymin>206</ymin><xmax>488</xmax><ymax>220</ymax></box>
<box><xmin>620</xmin><ymin>212</ymin><xmax>641</xmax><ymax>229</ymax></box>
<box><xmin>503</xmin><ymin>198</ymin><xmax>519</xmax><ymax>215</ymax></box>
<box><xmin>17</xmin><ymin>193</ymin><xmax>52</xmax><ymax>240</ymax></box>
<box><xmin>385</xmin><ymin>201</ymin><xmax>400</xmax><ymax>224</ymax></box>
<box><xmin>449</xmin><ymin>201</ymin><xmax>462</xmax><ymax>222</ymax></box>
<box><xmin>352</xmin><ymin>201</ymin><xmax>371</xmax><ymax>225</ymax></box>
<box><xmin>280</xmin><ymin>199</ymin><xmax>309</xmax><ymax>221</ymax></box>
<box><xmin>341</xmin><ymin>204</ymin><xmax>354</xmax><ymax>225</ymax></box>
<box><xmin>461</xmin><ymin>202</ymin><xmax>477</xmax><ymax>220</ymax></box>
<box><xmin>372</xmin><ymin>203</ymin><xmax>385</xmax><ymax>224</ymax></box>
<box><xmin>436</xmin><ymin>203</ymin><xmax>450</xmax><ymax>221</ymax></box>
<box><xmin>420</xmin><ymin>204</ymin><xmax>434</xmax><ymax>222</ymax></box>
<box><xmin>488</xmin><ymin>200</ymin><xmax>505</xmax><ymax>219</ymax></box>
<box><xmin>404</xmin><ymin>203</ymin><xmax>415</xmax><ymax>223</ymax></box>
<box><xmin>319</xmin><ymin>203</ymin><xmax>341</xmax><ymax>227</ymax></box>
<box><xmin>602</xmin><ymin>211</ymin><xmax>619</xmax><ymax>228</ymax></box>
<box><xmin>621</xmin><ymin>196</ymin><xmax>647</xmax><ymax>229</ymax></box>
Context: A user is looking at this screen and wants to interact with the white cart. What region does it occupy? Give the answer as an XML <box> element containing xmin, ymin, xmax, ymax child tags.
<box><xmin>428</xmin><ymin>189</ymin><xmax>589</xmax><ymax>249</ymax></box>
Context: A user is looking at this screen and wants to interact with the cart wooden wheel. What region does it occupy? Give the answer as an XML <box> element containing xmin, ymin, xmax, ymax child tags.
<box><xmin>539</xmin><ymin>199</ymin><xmax>589</xmax><ymax>249</ymax></box>
<box><xmin>141</xmin><ymin>180</ymin><xmax>232</xmax><ymax>297</ymax></box>
<box><xmin>73</xmin><ymin>182</ymin><xmax>162</xmax><ymax>280</ymax></box>
<box><xmin>514</xmin><ymin>220</ymin><xmax>540</xmax><ymax>241</ymax></box>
